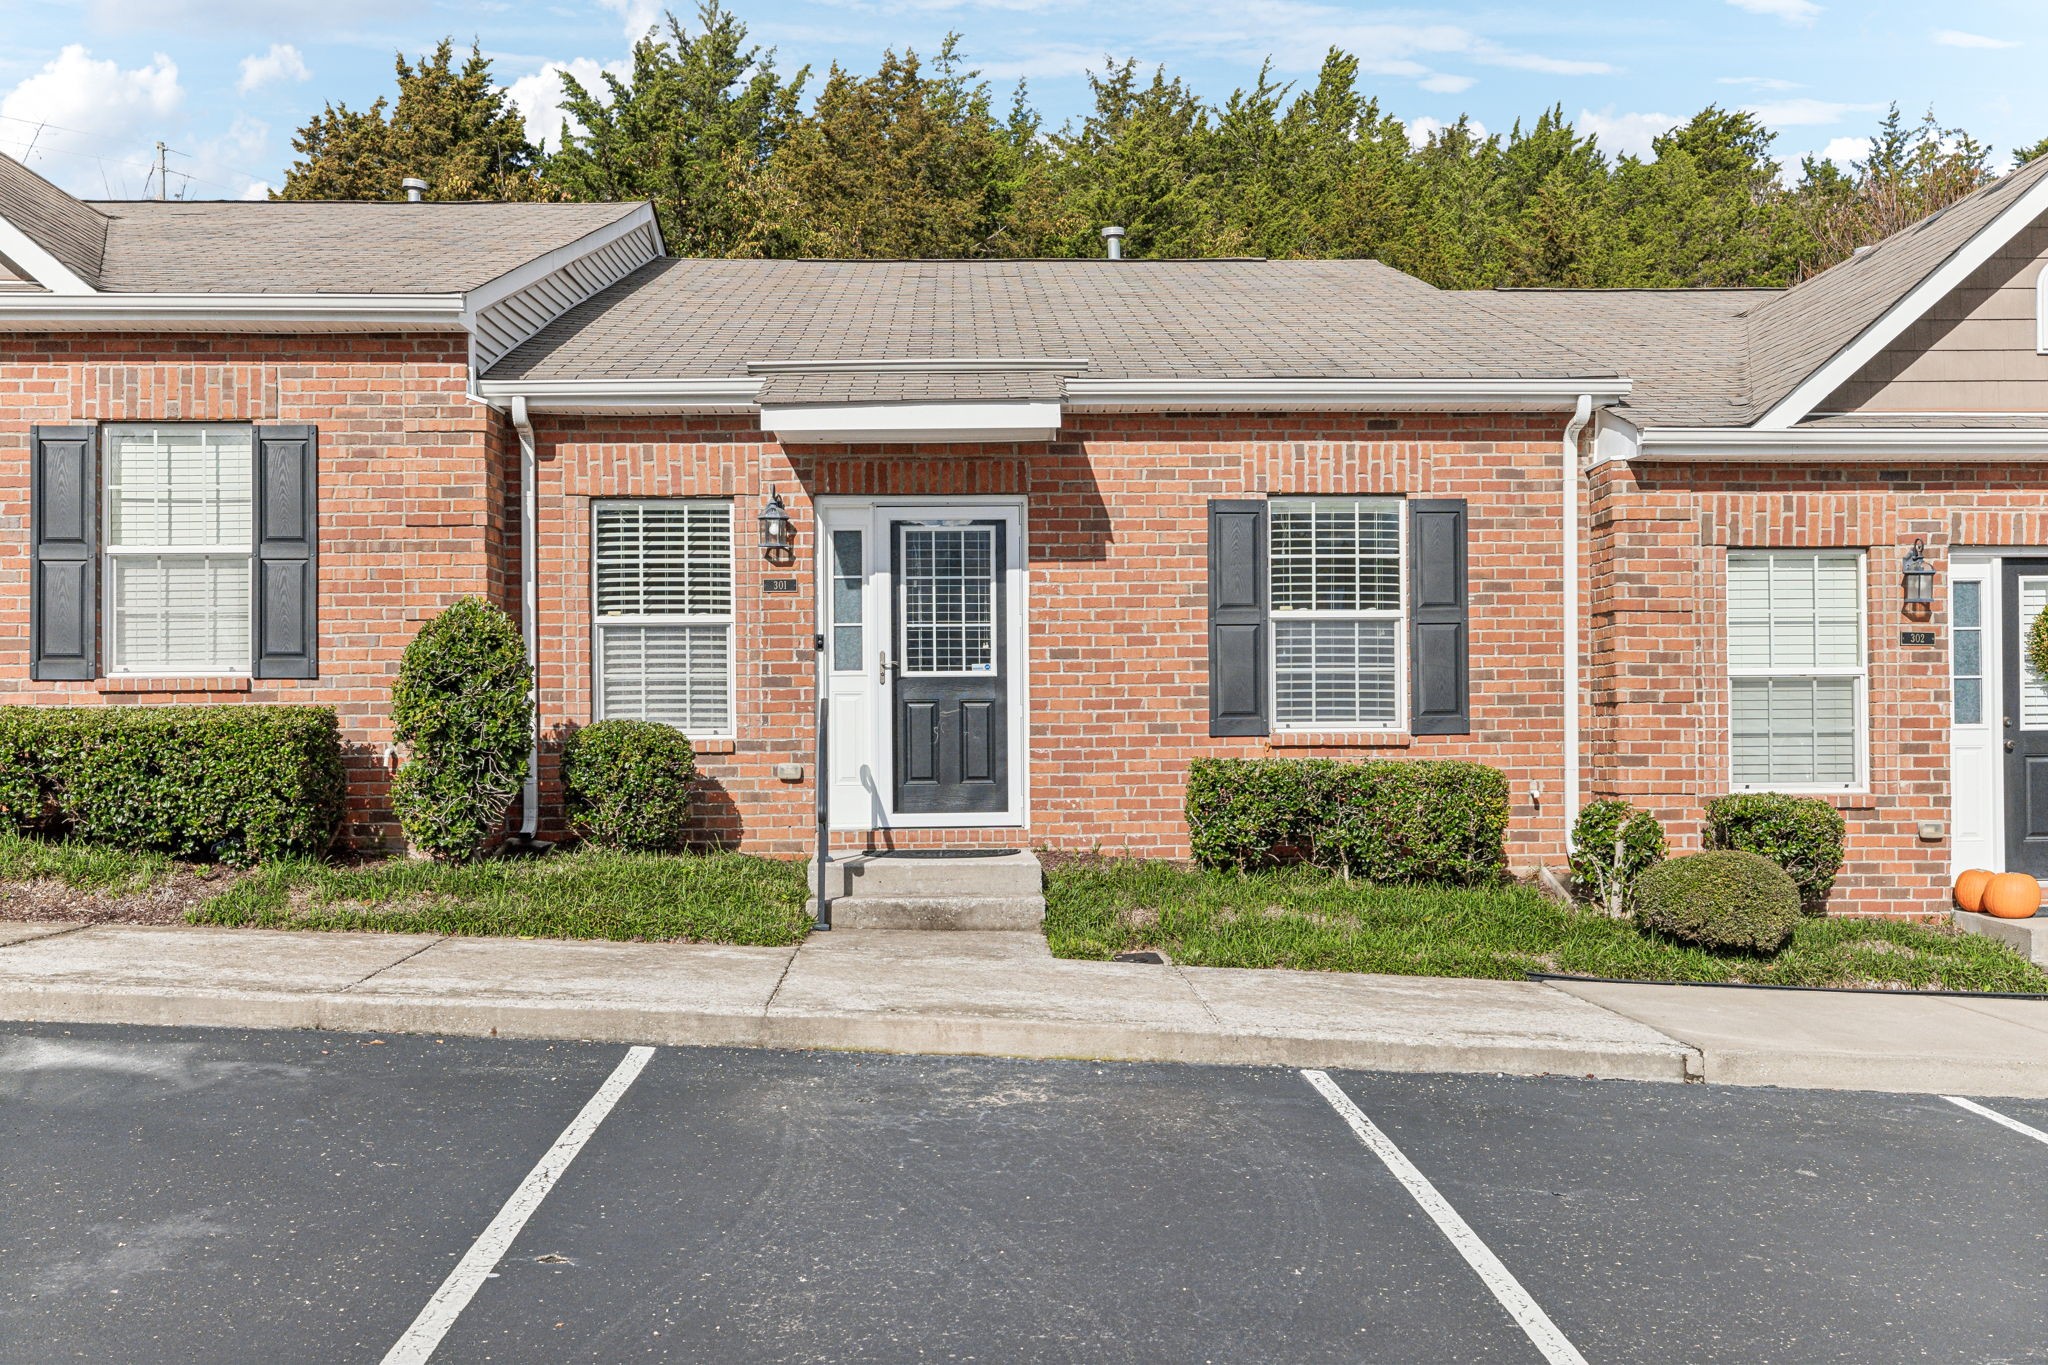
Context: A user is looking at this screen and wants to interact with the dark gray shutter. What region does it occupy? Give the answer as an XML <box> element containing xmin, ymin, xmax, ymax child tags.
<box><xmin>1207</xmin><ymin>499</ymin><xmax>1269</xmax><ymax>737</ymax></box>
<box><xmin>1409</xmin><ymin>499</ymin><xmax>1470</xmax><ymax>734</ymax></box>
<box><xmin>252</xmin><ymin>425</ymin><xmax>318</xmax><ymax>679</ymax></box>
<box><xmin>29</xmin><ymin>425</ymin><xmax>96</xmax><ymax>681</ymax></box>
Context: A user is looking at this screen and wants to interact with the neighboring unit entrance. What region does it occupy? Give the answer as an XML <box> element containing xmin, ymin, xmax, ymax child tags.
<box><xmin>2002</xmin><ymin>559</ymin><xmax>2048</xmax><ymax>876</ymax></box>
<box><xmin>818</xmin><ymin>500</ymin><xmax>1026</xmax><ymax>830</ymax></box>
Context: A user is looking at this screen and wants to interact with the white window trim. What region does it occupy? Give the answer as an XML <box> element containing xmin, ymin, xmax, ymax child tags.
<box><xmin>1267</xmin><ymin>495</ymin><xmax>1407</xmax><ymax>733</ymax></box>
<box><xmin>1726</xmin><ymin>549</ymin><xmax>1869</xmax><ymax>794</ymax></box>
<box><xmin>590</xmin><ymin>498</ymin><xmax>737</xmax><ymax>742</ymax></box>
<box><xmin>101</xmin><ymin>423</ymin><xmax>254</xmax><ymax>679</ymax></box>
<box><xmin>2036</xmin><ymin>268</ymin><xmax>2048</xmax><ymax>356</ymax></box>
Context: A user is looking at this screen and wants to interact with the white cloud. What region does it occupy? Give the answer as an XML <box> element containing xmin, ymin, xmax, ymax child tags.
<box><xmin>1418</xmin><ymin>73</ymin><xmax>1475</xmax><ymax>94</ymax></box>
<box><xmin>1468</xmin><ymin>44</ymin><xmax>1613</xmax><ymax>77</ymax></box>
<box><xmin>239</xmin><ymin>180</ymin><xmax>274</xmax><ymax>200</ymax></box>
<box><xmin>1934</xmin><ymin>29</ymin><xmax>2018</xmax><ymax>50</ymax></box>
<box><xmin>1725</xmin><ymin>0</ymin><xmax>1822</xmax><ymax>25</ymax></box>
<box><xmin>1579</xmin><ymin>108</ymin><xmax>1682</xmax><ymax>160</ymax></box>
<box><xmin>1717</xmin><ymin>75</ymin><xmax>1802</xmax><ymax>91</ymax></box>
<box><xmin>597</xmin><ymin>0</ymin><xmax>665</xmax><ymax>41</ymax></box>
<box><xmin>0</xmin><ymin>45</ymin><xmax>182</xmax><ymax>197</ymax></box>
<box><xmin>1744</xmin><ymin>97</ymin><xmax>1882</xmax><ymax>127</ymax></box>
<box><xmin>237</xmin><ymin>44</ymin><xmax>310</xmax><ymax>95</ymax></box>
<box><xmin>1821</xmin><ymin>135</ymin><xmax>1870</xmax><ymax>167</ymax></box>
<box><xmin>505</xmin><ymin>58</ymin><xmax>628</xmax><ymax>152</ymax></box>
<box><xmin>1405</xmin><ymin>115</ymin><xmax>1488</xmax><ymax>151</ymax></box>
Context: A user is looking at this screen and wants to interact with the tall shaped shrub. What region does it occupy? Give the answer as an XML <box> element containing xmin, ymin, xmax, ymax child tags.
<box><xmin>1704</xmin><ymin>793</ymin><xmax>1846</xmax><ymax>914</ymax></box>
<box><xmin>391</xmin><ymin>598</ymin><xmax>532</xmax><ymax>861</ymax></box>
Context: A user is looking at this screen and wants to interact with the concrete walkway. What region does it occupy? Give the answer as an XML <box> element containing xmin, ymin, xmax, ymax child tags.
<box><xmin>0</xmin><ymin>920</ymin><xmax>2044</xmax><ymax>1096</ymax></box>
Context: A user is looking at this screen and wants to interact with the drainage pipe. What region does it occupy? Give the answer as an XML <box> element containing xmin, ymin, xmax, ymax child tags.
<box><xmin>1561</xmin><ymin>394</ymin><xmax>1594</xmax><ymax>838</ymax></box>
<box><xmin>510</xmin><ymin>395</ymin><xmax>541</xmax><ymax>838</ymax></box>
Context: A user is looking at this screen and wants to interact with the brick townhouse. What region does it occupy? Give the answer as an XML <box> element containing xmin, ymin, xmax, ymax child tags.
<box><xmin>7</xmin><ymin>150</ymin><xmax>2048</xmax><ymax>914</ymax></box>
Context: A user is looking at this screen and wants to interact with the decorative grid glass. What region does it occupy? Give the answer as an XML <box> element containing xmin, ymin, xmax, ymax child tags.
<box><xmin>901</xmin><ymin>527</ymin><xmax>994</xmax><ymax>674</ymax></box>
<box><xmin>1952</xmin><ymin>579</ymin><xmax>1983</xmax><ymax>726</ymax></box>
<box><xmin>831</xmin><ymin>529</ymin><xmax>863</xmax><ymax>672</ymax></box>
<box><xmin>1269</xmin><ymin>497</ymin><xmax>1402</xmax><ymax>727</ymax></box>
<box><xmin>104</xmin><ymin>425</ymin><xmax>252</xmax><ymax>673</ymax></box>
<box><xmin>594</xmin><ymin>501</ymin><xmax>734</xmax><ymax>734</ymax></box>
<box><xmin>1727</xmin><ymin>551</ymin><xmax>1863</xmax><ymax>788</ymax></box>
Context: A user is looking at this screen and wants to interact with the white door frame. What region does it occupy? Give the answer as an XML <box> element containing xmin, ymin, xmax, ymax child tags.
<box><xmin>1947</xmin><ymin>547</ymin><xmax>2048</xmax><ymax>875</ymax></box>
<box><xmin>816</xmin><ymin>495</ymin><xmax>1029</xmax><ymax>831</ymax></box>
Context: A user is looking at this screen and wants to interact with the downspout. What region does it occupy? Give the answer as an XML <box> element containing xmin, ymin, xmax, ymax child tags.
<box><xmin>511</xmin><ymin>395</ymin><xmax>541</xmax><ymax>839</ymax></box>
<box><xmin>1561</xmin><ymin>394</ymin><xmax>1594</xmax><ymax>839</ymax></box>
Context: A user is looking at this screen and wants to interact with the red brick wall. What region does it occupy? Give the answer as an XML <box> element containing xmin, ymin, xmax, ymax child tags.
<box><xmin>1583</xmin><ymin>457</ymin><xmax>2033</xmax><ymax>916</ymax></box>
<box><xmin>0</xmin><ymin>331</ymin><xmax>504</xmax><ymax>847</ymax></box>
<box><xmin>530</xmin><ymin>411</ymin><xmax>1578</xmax><ymax>866</ymax></box>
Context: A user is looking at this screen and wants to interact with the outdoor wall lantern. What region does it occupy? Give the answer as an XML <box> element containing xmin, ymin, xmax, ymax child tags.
<box><xmin>758</xmin><ymin>489</ymin><xmax>796</xmax><ymax>563</ymax></box>
<box><xmin>1901</xmin><ymin>539</ymin><xmax>1936</xmax><ymax>608</ymax></box>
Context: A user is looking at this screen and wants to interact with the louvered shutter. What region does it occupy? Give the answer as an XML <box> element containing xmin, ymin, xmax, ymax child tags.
<box><xmin>1408</xmin><ymin>499</ymin><xmax>1469</xmax><ymax>735</ymax></box>
<box><xmin>30</xmin><ymin>425</ymin><xmax>97</xmax><ymax>681</ymax></box>
<box><xmin>1207</xmin><ymin>499</ymin><xmax>1269</xmax><ymax>737</ymax></box>
<box><xmin>252</xmin><ymin>425</ymin><xmax>318</xmax><ymax>678</ymax></box>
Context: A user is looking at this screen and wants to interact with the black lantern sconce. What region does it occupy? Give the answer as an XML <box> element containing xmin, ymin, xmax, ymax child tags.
<box><xmin>758</xmin><ymin>489</ymin><xmax>796</xmax><ymax>565</ymax></box>
<box><xmin>1901</xmin><ymin>538</ymin><xmax>1936</xmax><ymax>615</ymax></box>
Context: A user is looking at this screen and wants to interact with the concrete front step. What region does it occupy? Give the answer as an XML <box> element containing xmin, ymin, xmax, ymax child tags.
<box><xmin>808</xmin><ymin>895</ymin><xmax>1046</xmax><ymax>931</ymax></box>
<box><xmin>819</xmin><ymin>849</ymin><xmax>1042</xmax><ymax>900</ymax></box>
<box><xmin>1953</xmin><ymin>909</ymin><xmax>2048</xmax><ymax>967</ymax></box>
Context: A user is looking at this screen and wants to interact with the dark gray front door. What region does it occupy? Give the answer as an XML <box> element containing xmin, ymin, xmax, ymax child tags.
<box><xmin>2002</xmin><ymin>559</ymin><xmax>2048</xmax><ymax>875</ymax></box>
<box><xmin>892</xmin><ymin>520</ymin><xmax>1008</xmax><ymax>815</ymax></box>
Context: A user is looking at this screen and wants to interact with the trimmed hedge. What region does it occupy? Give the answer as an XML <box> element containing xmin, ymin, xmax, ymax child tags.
<box><xmin>0</xmin><ymin>705</ymin><xmax>344</xmax><ymax>863</ymax></box>
<box><xmin>1634</xmin><ymin>850</ymin><xmax>1801</xmax><ymax>954</ymax></box>
<box><xmin>1570</xmin><ymin>799</ymin><xmax>1666</xmax><ymax>912</ymax></box>
<box><xmin>562</xmin><ymin>720</ymin><xmax>697</xmax><ymax>852</ymax></box>
<box><xmin>1705</xmin><ymin>793</ymin><xmax>1846</xmax><ymax>914</ymax></box>
<box><xmin>390</xmin><ymin>598</ymin><xmax>532</xmax><ymax>862</ymax></box>
<box><xmin>1185</xmin><ymin>757</ymin><xmax>1509</xmax><ymax>886</ymax></box>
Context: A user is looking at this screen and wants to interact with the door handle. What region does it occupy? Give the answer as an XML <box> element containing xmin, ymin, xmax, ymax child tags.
<box><xmin>879</xmin><ymin>649</ymin><xmax>893</xmax><ymax>680</ymax></box>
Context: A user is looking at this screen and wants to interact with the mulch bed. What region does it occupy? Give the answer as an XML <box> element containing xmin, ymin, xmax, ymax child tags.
<box><xmin>0</xmin><ymin>867</ymin><xmax>243</xmax><ymax>926</ymax></box>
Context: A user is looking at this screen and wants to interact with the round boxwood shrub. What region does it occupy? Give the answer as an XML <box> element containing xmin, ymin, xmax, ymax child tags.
<box><xmin>562</xmin><ymin>720</ymin><xmax>697</xmax><ymax>851</ymax></box>
<box><xmin>1570</xmin><ymin>799</ymin><xmax>1666</xmax><ymax>915</ymax></box>
<box><xmin>1704</xmin><ymin>793</ymin><xmax>1846</xmax><ymax>914</ymax></box>
<box><xmin>390</xmin><ymin>598</ymin><xmax>531</xmax><ymax>862</ymax></box>
<box><xmin>1634</xmin><ymin>850</ymin><xmax>1801</xmax><ymax>954</ymax></box>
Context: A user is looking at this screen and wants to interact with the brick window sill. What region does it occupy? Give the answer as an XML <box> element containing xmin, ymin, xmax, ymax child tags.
<box><xmin>1269</xmin><ymin>730</ymin><xmax>1413</xmax><ymax>749</ymax></box>
<box><xmin>97</xmin><ymin>676</ymin><xmax>253</xmax><ymax>695</ymax></box>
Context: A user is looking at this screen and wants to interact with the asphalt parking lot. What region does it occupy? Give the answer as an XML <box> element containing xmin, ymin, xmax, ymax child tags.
<box><xmin>1</xmin><ymin>1024</ymin><xmax>2044</xmax><ymax>1364</ymax></box>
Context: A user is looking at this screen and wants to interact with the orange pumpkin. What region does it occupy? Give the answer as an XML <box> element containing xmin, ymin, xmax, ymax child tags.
<box><xmin>1954</xmin><ymin>868</ymin><xmax>1996</xmax><ymax>913</ymax></box>
<box><xmin>1981</xmin><ymin>872</ymin><xmax>2043</xmax><ymax>920</ymax></box>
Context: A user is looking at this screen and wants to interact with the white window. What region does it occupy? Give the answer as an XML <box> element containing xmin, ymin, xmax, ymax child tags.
<box><xmin>103</xmin><ymin>424</ymin><xmax>252</xmax><ymax>674</ymax></box>
<box><xmin>1952</xmin><ymin>578</ymin><xmax>1984</xmax><ymax>726</ymax></box>
<box><xmin>1727</xmin><ymin>551</ymin><xmax>1866</xmax><ymax>791</ymax></box>
<box><xmin>593</xmin><ymin>501</ymin><xmax>734</xmax><ymax>735</ymax></box>
<box><xmin>1269</xmin><ymin>497</ymin><xmax>1403</xmax><ymax>728</ymax></box>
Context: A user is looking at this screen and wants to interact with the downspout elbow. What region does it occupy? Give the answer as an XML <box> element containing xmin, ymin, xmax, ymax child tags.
<box><xmin>511</xmin><ymin>395</ymin><xmax>541</xmax><ymax>839</ymax></box>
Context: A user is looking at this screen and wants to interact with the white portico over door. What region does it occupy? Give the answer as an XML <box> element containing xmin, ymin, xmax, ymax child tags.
<box><xmin>817</xmin><ymin>497</ymin><xmax>1028</xmax><ymax>831</ymax></box>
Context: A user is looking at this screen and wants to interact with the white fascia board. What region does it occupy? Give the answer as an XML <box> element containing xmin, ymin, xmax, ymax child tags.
<box><xmin>0</xmin><ymin>292</ymin><xmax>464</xmax><ymax>327</ymax></box>
<box><xmin>762</xmin><ymin>400</ymin><xmax>1062</xmax><ymax>444</ymax></box>
<box><xmin>747</xmin><ymin>357</ymin><xmax>1090</xmax><ymax>373</ymax></box>
<box><xmin>459</xmin><ymin>204</ymin><xmax>661</xmax><ymax>323</ymax></box>
<box><xmin>1759</xmin><ymin>171</ymin><xmax>2048</xmax><ymax>430</ymax></box>
<box><xmin>1637</xmin><ymin>426</ymin><xmax>2048</xmax><ymax>461</ymax></box>
<box><xmin>0</xmin><ymin>217</ymin><xmax>97</xmax><ymax>295</ymax></box>
<box><xmin>1063</xmin><ymin>377</ymin><xmax>1631</xmax><ymax>411</ymax></box>
<box><xmin>474</xmin><ymin>376</ymin><xmax>763</xmax><ymax>412</ymax></box>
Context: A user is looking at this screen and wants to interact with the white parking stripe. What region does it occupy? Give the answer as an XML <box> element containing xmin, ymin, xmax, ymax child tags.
<box><xmin>1303</xmin><ymin>1070</ymin><xmax>1589</xmax><ymax>1365</ymax></box>
<box><xmin>382</xmin><ymin>1045</ymin><xmax>656</xmax><ymax>1365</ymax></box>
<box><xmin>1944</xmin><ymin>1095</ymin><xmax>2048</xmax><ymax>1146</ymax></box>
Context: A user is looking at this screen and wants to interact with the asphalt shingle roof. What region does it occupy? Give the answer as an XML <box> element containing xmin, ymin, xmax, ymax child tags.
<box><xmin>0</xmin><ymin>154</ymin><xmax>109</xmax><ymax>285</ymax></box>
<box><xmin>757</xmin><ymin>371</ymin><xmax>1068</xmax><ymax>405</ymax></box>
<box><xmin>486</xmin><ymin>258</ymin><xmax>1625</xmax><ymax>384</ymax></box>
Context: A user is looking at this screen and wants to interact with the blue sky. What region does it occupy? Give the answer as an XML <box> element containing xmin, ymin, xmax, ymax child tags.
<box><xmin>1</xmin><ymin>0</ymin><xmax>2043</xmax><ymax>200</ymax></box>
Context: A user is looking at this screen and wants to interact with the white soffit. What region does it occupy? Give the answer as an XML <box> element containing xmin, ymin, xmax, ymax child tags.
<box><xmin>0</xmin><ymin>216</ymin><xmax>95</xmax><ymax>295</ymax></box>
<box><xmin>762</xmin><ymin>400</ymin><xmax>1062</xmax><ymax>444</ymax></box>
<box><xmin>1637</xmin><ymin>426</ymin><xmax>2048</xmax><ymax>461</ymax></box>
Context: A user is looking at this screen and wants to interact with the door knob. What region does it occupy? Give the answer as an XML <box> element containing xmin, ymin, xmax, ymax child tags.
<box><xmin>2007</xmin><ymin>739</ymin><xmax>2017</xmax><ymax>752</ymax></box>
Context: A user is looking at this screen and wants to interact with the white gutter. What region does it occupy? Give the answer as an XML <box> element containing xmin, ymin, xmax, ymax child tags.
<box><xmin>1064</xmin><ymin>377</ymin><xmax>1632</xmax><ymax>411</ymax></box>
<box><xmin>510</xmin><ymin>396</ymin><xmax>541</xmax><ymax>839</ymax></box>
<box><xmin>1637</xmin><ymin>426</ymin><xmax>2048</xmax><ymax>461</ymax></box>
<box><xmin>473</xmin><ymin>377</ymin><xmax>762</xmax><ymax>412</ymax></box>
<box><xmin>0</xmin><ymin>292</ymin><xmax>466</xmax><ymax>327</ymax></box>
<box><xmin>1561</xmin><ymin>395</ymin><xmax>1593</xmax><ymax>841</ymax></box>
<box><xmin>762</xmin><ymin>400</ymin><xmax>1062</xmax><ymax>444</ymax></box>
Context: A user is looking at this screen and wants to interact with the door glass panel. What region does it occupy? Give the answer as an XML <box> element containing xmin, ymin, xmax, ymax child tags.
<box><xmin>900</xmin><ymin>526</ymin><xmax>995</xmax><ymax>675</ymax></box>
<box><xmin>2021</xmin><ymin>577</ymin><xmax>2048</xmax><ymax>730</ymax></box>
<box><xmin>830</xmin><ymin>529</ymin><xmax>863</xmax><ymax>672</ymax></box>
<box><xmin>1952</xmin><ymin>579</ymin><xmax>1983</xmax><ymax>725</ymax></box>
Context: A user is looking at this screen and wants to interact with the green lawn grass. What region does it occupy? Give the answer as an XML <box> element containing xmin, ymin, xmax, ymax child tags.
<box><xmin>0</xmin><ymin>828</ymin><xmax>179</xmax><ymax>894</ymax></box>
<box><xmin>1045</xmin><ymin>858</ymin><xmax>2048</xmax><ymax>993</ymax></box>
<box><xmin>188</xmin><ymin>848</ymin><xmax>812</xmax><ymax>946</ymax></box>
